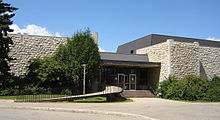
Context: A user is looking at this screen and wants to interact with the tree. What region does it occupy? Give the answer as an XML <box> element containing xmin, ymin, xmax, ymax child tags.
<box><xmin>0</xmin><ymin>0</ymin><xmax>18</xmax><ymax>88</ymax></box>
<box><xmin>53</xmin><ymin>29</ymin><xmax>101</xmax><ymax>93</ymax></box>
<box><xmin>26</xmin><ymin>29</ymin><xmax>101</xmax><ymax>94</ymax></box>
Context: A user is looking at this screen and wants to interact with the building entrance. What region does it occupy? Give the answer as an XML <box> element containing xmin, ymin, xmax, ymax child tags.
<box><xmin>129</xmin><ymin>74</ymin><xmax>136</xmax><ymax>90</ymax></box>
<box><xmin>118</xmin><ymin>74</ymin><xmax>136</xmax><ymax>90</ymax></box>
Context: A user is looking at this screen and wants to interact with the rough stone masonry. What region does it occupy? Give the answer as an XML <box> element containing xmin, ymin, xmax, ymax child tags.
<box><xmin>8</xmin><ymin>33</ymin><xmax>98</xmax><ymax>76</ymax></box>
<box><xmin>137</xmin><ymin>39</ymin><xmax>220</xmax><ymax>81</ymax></box>
<box><xmin>7</xmin><ymin>33</ymin><xmax>220</xmax><ymax>81</ymax></box>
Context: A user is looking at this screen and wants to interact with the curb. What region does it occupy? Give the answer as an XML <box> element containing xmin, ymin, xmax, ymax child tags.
<box><xmin>0</xmin><ymin>105</ymin><xmax>158</xmax><ymax>120</ymax></box>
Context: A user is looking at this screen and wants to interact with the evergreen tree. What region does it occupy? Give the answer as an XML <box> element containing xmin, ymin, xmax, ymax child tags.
<box><xmin>0</xmin><ymin>0</ymin><xmax>18</xmax><ymax>85</ymax></box>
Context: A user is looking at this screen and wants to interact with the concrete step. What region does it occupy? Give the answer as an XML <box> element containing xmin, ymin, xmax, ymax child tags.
<box><xmin>120</xmin><ymin>90</ymin><xmax>154</xmax><ymax>98</ymax></box>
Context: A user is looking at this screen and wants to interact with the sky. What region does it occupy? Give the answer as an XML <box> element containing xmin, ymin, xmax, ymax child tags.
<box><xmin>5</xmin><ymin>0</ymin><xmax>220</xmax><ymax>52</ymax></box>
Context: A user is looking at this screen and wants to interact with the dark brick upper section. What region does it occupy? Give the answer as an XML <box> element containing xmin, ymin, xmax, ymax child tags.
<box><xmin>117</xmin><ymin>34</ymin><xmax>220</xmax><ymax>54</ymax></box>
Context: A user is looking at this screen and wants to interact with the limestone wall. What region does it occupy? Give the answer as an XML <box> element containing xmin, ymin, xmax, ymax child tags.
<box><xmin>7</xmin><ymin>33</ymin><xmax>220</xmax><ymax>81</ymax></box>
<box><xmin>169</xmin><ymin>41</ymin><xmax>200</xmax><ymax>79</ymax></box>
<box><xmin>169</xmin><ymin>41</ymin><xmax>220</xmax><ymax>80</ymax></box>
<box><xmin>136</xmin><ymin>42</ymin><xmax>169</xmax><ymax>82</ymax></box>
<box><xmin>8</xmin><ymin>33</ymin><xmax>67</xmax><ymax>76</ymax></box>
<box><xmin>137</xmin><ymin>39</ymin><xmax>220</xmax><ymax>82</ymax></box>
<box><xmin>199</xmin><ymin>46</ymin><xmax>220</xmax><ymax>80</ymax></box>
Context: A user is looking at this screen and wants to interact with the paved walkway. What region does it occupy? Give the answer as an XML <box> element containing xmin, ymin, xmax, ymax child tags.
<box><xmin>16</xmin><ymin>85</ymin><xmax>123</xmax><ymax>102</ymax></box>
<box><xmin>0</xmin><ymin>98</ymin><xmax>220</xmax><ymax>120</ymax></box>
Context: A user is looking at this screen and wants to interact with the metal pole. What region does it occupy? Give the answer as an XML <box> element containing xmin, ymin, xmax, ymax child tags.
<box><xmin>82</xmin><ymin>64</ymin><xmax>86</xmax><ymax>95</ymax></box>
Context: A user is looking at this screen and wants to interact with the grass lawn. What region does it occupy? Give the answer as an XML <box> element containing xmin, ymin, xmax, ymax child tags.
<box><xmin>0</xmin><ymin>95</ymin><xmax>132</xmax><ymax>103</ymax></box>
<box><xmin>71</xmin><ymin>97</ymin><xmax>133</xmax><ymax>103</ymax></box>
<box><xmin>172</xmin><ymin>99</ymin><xmax>220</xmax><ymax>103</ymax></box>
<box><xmin>158</xmin><ymin>98</ymin><xmax>220</xmax><ymax>103</ymax></box>
<box><xmin>0</xmin><ymin>95</ymin><xmax>67</xmax><ymax>100</ymax></box>
<box><xmin>0</xmin><ymin>96</ymin><xmax>17</xmax><ymax>100</ymax></box>
<box><xmin>73</xmin><ymin>97</ymin><xmax>106</xmax><ymax>103</ymax></box>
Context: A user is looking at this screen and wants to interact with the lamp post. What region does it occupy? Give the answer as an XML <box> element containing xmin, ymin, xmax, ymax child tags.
<box><xmin>82</xmin><ymin>64</ymin><xmax>86</xmax><ymax>95</ymax></box>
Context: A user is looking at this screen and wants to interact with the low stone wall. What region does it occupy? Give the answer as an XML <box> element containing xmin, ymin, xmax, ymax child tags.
<box><xmin>8</xmin><ymin>33</ymin><xmax>67</xmax><ymax>76</ymax></box>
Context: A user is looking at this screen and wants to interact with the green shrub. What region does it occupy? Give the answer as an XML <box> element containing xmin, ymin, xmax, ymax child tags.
<box><xmin>180</xmin><ymin>76</ymin><xmax>208</xmax><ymax>101</ymax></box>
<box><xmin>204</xmin><ymin>75</ymin><xmax>220</xmax><ymax>101</ymax></box>
<box><xmin>158</xmin><ymin>75</ymin><xmax>208</xmax><ymax>101</ymax></box>
<box><xmin>61</xmin><ymin>89</ymin><xmax>72</xmax><ymax>95</ymax></box>
<box><xmin>165</xmin><ymin>79</ymin><xmax>183</xmax><ymax>100</ymax></box>
<box><xmin>26</xmin><ymin>57</ymin><xmax>63</xmax><ymax>88</ymax></box>
<box><xmin>157</xmin><ymin>76</ymin><xmax>178</xmax><ymax>98</ymax></box>
<box><xmin>0</xmin><ymin>76</ymin><xmax>24</xmax><ymax>96</ymax></box>
<box><xmin>0</xmin><ymin>87</ymin><xmax>14</xmax><ymax>96</ymax></box>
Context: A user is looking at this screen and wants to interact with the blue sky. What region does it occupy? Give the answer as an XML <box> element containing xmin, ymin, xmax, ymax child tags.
<box><xmin>6</xmin><ymin>0</ymin><xmax>220</xmax><ymax>52</ymax></box>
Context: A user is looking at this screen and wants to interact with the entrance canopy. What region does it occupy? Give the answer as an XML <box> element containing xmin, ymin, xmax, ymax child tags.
<box><xmin>99</xmin><ymin>52</ymin><xmax>161</xmax><ymax>91</ymax></box>
<box><xmin>100</xmin><ymin>52</ymin><xmax>160</xmax><ymax>68</ymax></box>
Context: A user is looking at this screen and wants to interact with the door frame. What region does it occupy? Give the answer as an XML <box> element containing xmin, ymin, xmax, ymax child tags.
<box><xmin>118</xmin><ymin>74</ymin><xmax>125</xmax><ymax>89</ymax></box>
<box><xmin>129</xmin><ymin>74</ymin><xmax>136</xmax><ymax>90</ymax></box>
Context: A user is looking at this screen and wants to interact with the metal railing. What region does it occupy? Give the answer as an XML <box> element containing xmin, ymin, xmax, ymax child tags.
<box><xmin>15</xmin><ymin>84</ymin><xmax>123</xmax><ymax>102</ymax></box>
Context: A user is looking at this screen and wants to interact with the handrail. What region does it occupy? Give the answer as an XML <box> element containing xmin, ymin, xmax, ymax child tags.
<box><xmin>15</xmin><ymin>85</ymin><xmax>123</xmax><ymax>102</ymax></box>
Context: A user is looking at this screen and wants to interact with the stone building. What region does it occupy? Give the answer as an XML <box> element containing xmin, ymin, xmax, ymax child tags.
<box><xmin>117</xmin><ymin>34</ymin><xmax>220</xmax><ymax>82</ymax></box>
<box><xmin>7</xmin><ymin>33</ymin><xmax>220</xmax><ymax>97</ymax></box>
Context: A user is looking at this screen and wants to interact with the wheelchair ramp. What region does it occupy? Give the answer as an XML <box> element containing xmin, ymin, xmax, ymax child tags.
<box><xmin>15</xmin><ymin>86</ymin><xmax>123</xmax><ymax>102</ymax></box>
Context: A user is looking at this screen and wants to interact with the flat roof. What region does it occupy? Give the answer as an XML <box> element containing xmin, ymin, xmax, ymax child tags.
<box><xmin>101</xmin><ymin>60</ymin><xmax>160</xmax><ymax>68</ymax></box>
<box><xmin>117</xmin><ymin>34</ymin><xmax>220</xmax><ymax>54</ymax></box>
<box><xmin>100</xmin><ymin>52</ymin><xmax>148</xmax><ymax>62</ymax></box>
<box><xmin>100</xmin><ymin>52</ymin><xmax>160</xmax><ymax>68</ymax></box>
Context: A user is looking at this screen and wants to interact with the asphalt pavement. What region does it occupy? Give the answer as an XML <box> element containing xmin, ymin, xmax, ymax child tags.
<box><xmin>0</xmin><ymin>98</ymin><xmax>220</xmax><ymax>120</ymax></box>
<box><xmin>1</xmin><ymin>108</ymin><xmax>144</xmax><ymax>120</ymax></box>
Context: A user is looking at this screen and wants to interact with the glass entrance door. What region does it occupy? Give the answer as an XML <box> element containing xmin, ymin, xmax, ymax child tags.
<box><xmin>129</xmin><ymin>74</ymin><xmax>136</xmax><ymax>90</ymax></box>
<box><xmin>124</xmin><ymin>75</ymin><xmax>129</xmax><ymax>90</ymax></box>
<box><xmin>118</xmin><ymin>74</ymin><xmax>125</xmax><ymax>89</ymax></box>
<box><xmin>118</xmin><ymin>74</ymin><xmax>136</xmax><ymax>90</ymax></box>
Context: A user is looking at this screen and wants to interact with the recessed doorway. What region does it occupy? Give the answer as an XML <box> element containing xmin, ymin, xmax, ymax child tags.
<box><xmin>118</xmin><ymin>74</ymin><xmax>136</xmax><ymax>90</ymax></box>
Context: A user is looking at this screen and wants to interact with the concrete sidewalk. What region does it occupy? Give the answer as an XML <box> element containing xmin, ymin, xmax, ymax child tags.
<box><xmin>0</xmin><ymin>98</ymin><xmax>220</xmax><ymax>120</ymax></box>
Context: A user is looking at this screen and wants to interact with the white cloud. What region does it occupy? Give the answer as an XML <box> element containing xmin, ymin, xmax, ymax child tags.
<box><xmin>207</xmin><ymin>37</ymin><xmax>220</xmax><ymax>41</ymax></box>
<box><xmin>99</xmin><ymin>46</ymin><xmax>105</xmax><ymax>52</ymax></box>
<box><xmin>9</xmin><ymin>24</ymin><xmax>62</xmax><ymax>37</ymax></box>
<box><xmin>55</xmin><ymin>32</ymin><xmax>62</xmax><ymax>37</ymax></box>
<box><xmin>10</xmin><ymin>24</ymin><xmax>105</xmax><ymax>51</ymax></box>
<box><xmin>1</xmin><ymin>11</ymin><xmax>13</xmax><ymax>16</ymax></box>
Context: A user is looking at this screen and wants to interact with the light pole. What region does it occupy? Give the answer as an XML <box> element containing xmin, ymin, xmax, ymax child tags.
<box><xmin>82</xmin><ymin>64</ymin><xmax>86</xmax><ymax>95</ymax></box>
